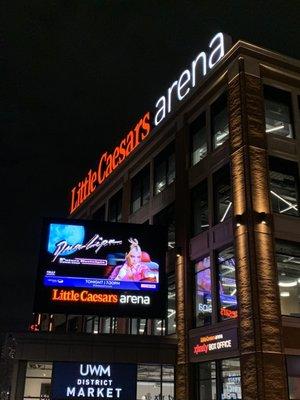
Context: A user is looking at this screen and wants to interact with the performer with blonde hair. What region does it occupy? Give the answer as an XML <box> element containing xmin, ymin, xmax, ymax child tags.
<box><xmin>114</xmin><ymin>238</ymin><xmax>156</xmax><ymax>281</ymax></box>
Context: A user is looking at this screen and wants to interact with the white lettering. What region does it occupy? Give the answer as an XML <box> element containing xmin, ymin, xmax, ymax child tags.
<box><xmin>191</xmin><ymin>51</ymin><xmax>207</xmax><ymax>86</ymax></box>
<box><xmin>167</xmin><ymin>80</ymin><xmax>178</xmax><ymax>113</ymax></box>
<box><xmin>87</xmin><ymin>387</ymin><xmax>94</xmax><ymax>396</ymax></box>
<box><xmin>80</xmin><ymin>364</ymin><xmax>111</xmax><ymax>377</ymax></box>
<box><xmin>208</xmin><ymin>32</ymin><xmax>225</xmax><ymax>69</ymax></box>
<box><xmin>154</xmin><ymin>96</ymin><xmax>166</xmax><ymax>126</ymax></box>
<box><xmin>66</xmin><ymin>387</ymin><xmax>76</xmax><ymax>396</ymax></box>
<box><xmin>154</xmin><ymin>32</ymin><xmax>228</xmax><ymax>126</ymax></box>
<box><xmin>119</xmin><ymin>294</ymin><xmax>150</xmax><ymax>305</ymax></box>
<box><xmin>177</xmin><ymin>69</ymin><xmax>191</xmax><ymax>100</ymax></box>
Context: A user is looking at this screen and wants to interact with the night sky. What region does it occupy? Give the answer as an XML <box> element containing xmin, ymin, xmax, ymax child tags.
<box><xmin>1</xmin><ymin>0</ymin><xmax>299</xmax><ymax>332</ymax></box>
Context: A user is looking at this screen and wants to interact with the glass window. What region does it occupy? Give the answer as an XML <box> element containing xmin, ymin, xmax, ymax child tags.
<box><xmin>92</xmin><ymin>204</ymin><xmax>106</xmax><ymax>221</ymax></box>
<box><xmin>276</xmin><ymin>241</ymin><xmax>300</xmax><ymax>317</ymax></box>
<box><xmin>212</xmin><ymin>92</ymin><xmax>229</xmax><ymax>149</ymax></box>
<box><xmin>153</xmin><ymin>203</ymin><xmax>175</xmax><ymax>249</ymax></box>
<box><xmin>287</xmin><ymin>356</ymin><xmax>300</xmax><ymax>400</ymax></box>
<box><xmin>137</xmin><ymin>364</ymin><xmax>174</xmax><ymax>400</ymax></box>
<box><xmin>190</xmin><ymin>113</ymin><xmax>207</xmax><ymax>166</ymax></box>
<box><xmin>167</xmin><ymin>276</ymin><xmax>176</xmax><ymax>335</ymax></box>
<box><xmin>269</xmin><ymin>157</ymin><xmax>299</xmax><ymax>217</ymax></box>
<box><xmin>197</xmin><ymin>361</ymin><xmax>217</xmax><ymax>400</ymax></box>
<box><xmin>191</xmin><ymin>179</ymin><xmax>209</xmax><ymax>236</ymax></box>
<box><xmin>154</xmin><ymin>143</ymin><xmax>175</xmax><ymax>195</ymax></box>
<box><xmin>221</xmin><ymin>358</ymin><xmax>242</xmax><ymax>400</ymax></box>
<box><xmin>131</xmin><ymin>165</ymin><xmax>150</xmax><ymax>213</ymax></box>
<box><xmin>214</xmin><ymin>165</ymin><xmax>232</xmax><ymax>224</ymax></box>
<box><xmin>195</xmin><ymin>256</ymin><xmax>212</xmax><ymax>327</ymax></box>
<box><xmin>264</xmin><ymin>85</ymin><xmax>294</xmax><ymax>138</ymax></box>
<box><xmin>108</xmin><ymin>190</ymin><xmax>122</xmax><ymax>222</ymax></box>
<box><xmin>218</xmin><ymin>246</ymin><xmax>238</xmax><ymax>320</ymax></box>
<box><xmin>24</xmin><ymin>362</ymin><xmax>52</xmax><ymax>399</ymax></box>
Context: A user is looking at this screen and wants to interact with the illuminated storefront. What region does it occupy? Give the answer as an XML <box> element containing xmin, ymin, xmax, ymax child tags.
<box><xmin>7</xmin><ymin>34</ymin><xmax>300</xmax><ymax>400</ymax></box>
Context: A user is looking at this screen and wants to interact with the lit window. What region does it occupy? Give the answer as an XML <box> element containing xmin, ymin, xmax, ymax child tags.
<box><xmin>214</xmin><ymin>165</ymin><xmax>232</xmax><ymax>224</ymax></box>
<box><xmin>218</xmin><ymin>246</ymin><xmax>238</xmax><ymax>320</ymax></box>
<box><xmin>190</xmin><ymin>113</ymin><xmax>207</xmax><ymax>166</ymax></box>
<box><xmin>195</xmin><ymin>256</ymin><xmax>212</xmax><ymax>327</ymax></box>
<box><xmin>221</xmin><ymin>359</ymin><xmax>242</xmax><ymax>400</ymax></box>
<box><xmin>191</xmin><ymin>179</ymin><xmax>209</xmax><ymax>236</ymax></box>
<box><xmin>131</xmin><ymin>165</ymin><xmax>150</xmax><ymax>213</ymax></box>
<box><xmin>212</xmin><ymin>92</ymin><xmax>229</xmax><ymax>149</ymax></box>
<box><xmin>137</xmin><ymin>364</ymin><xmax>174</xmax><ymax>400</ymax></box>
<box><xmin>276</xmin><ymin>241</ymin><xmax>300</xmax><ymax>317</ymax></box>
<box><xmin>269</xmin><ymin>157</ymin><xmax>299</xmax><ymax>217</ymax></box>
<box><xmin>264</xmin><ymin>85</ymin><xmax>294</xmax><ymax>138</ymax></box>
<box><xmin>154</xmin><ymin>143</ymin><xmax>175</xmax><ymax>195</ymax></box>
<box><xmin>24</xmin><ymin>362</ymin><xmax>52</xmax><ymax>399</ymax></box>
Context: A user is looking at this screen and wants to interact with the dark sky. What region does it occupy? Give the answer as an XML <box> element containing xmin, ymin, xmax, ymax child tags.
<box><xmin>0</xmin><ymin>0</ymin><xmax>299</xmax><ymax>332</ymax></box>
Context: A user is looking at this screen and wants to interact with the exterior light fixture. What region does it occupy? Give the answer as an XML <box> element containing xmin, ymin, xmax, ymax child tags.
<box><xmin>176</xmin><ymin>246</ymin><xmax>182</xmax><ymax>257</ymax></box>
<box><xmin>235</xmin><ymin>214</ymin><xmax>243</xmax><ymax>227</ymax></box>
<box><xmin>258</xmin><ymin>212</ymin><xmax>267</xmax><ymax>224</ymax></box>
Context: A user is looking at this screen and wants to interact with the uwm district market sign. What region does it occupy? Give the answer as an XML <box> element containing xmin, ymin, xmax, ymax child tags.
<box><xmin>51</xmin><ymin>362</ymin><xmax>137</xmax><ymax>400</ymax></box>
<box><xmin>189</xmin><ymin>328</ymin><xmax>238</xmax><ymax>362</ymax></box>
<box><xmin>70</xmin><ymin>32</ymin><xmax>231</xmax><ymax>214</ymax></box>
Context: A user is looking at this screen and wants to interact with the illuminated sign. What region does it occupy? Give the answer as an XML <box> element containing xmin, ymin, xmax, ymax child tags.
<box><xmin>189</xmin><ymin>328</ymin><xmax>238</xmax><ymax>362</ymax></box>
<box><xmin>70</xmin><ymin>112</ymin><xmax>151</xmax><ymax>214</ymax></box>
<box><xmin>69</xmin><ymin>33</ymin><xmax>231</xmax><ymax>213</ymax></box>
<box><xmin>33</xmin><ymin>218</ymin><xmax>167</xmax><ymax>318</ymax></box>
<box><xmin>154</xmin><ymin>32</ymin><xmax>230</xmax><ymax>126</ymax></box>
<box><xmin>51</xmin><ymin>362</ymin><xmax>137</xmax><ymax>399</ymax></box>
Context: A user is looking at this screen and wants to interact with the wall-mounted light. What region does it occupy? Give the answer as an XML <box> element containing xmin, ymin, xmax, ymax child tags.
<box><xmin>258</xmin><ymin>212</ymin><xmax>267</xmax><ymax>224</ymax></box>
<box><xmin>235</xmin><ymin>214</ymin><xmax>243</xmax><ymax>227</ymax></box>
<box><xmin>176</xmin><ymin>246</ymin><xmax>182</xmax><ymax>257</ymax></box>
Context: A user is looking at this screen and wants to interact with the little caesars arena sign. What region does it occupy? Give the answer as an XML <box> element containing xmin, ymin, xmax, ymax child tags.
<box><xmin>70</xmin><ymin>33</ymin><xmax>231</xmax><ymax>214</ymax></box>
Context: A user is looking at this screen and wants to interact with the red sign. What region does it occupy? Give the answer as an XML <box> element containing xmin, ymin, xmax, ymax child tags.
<box><xmin>70</xmin><ymin>112</ymin><xmax>151</xmax><ymax>214</ymax></box>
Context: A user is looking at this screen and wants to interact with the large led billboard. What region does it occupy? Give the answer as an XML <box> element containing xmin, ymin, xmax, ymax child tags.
<box><xmin>34</xmin><ymin>219</ymin><xmax>167</xmax><ymax>318</ymax></box>
<box><xmin>51</xmin><ymin>362</ymin><xmax>137</xmax><ymax>399</ymax></box>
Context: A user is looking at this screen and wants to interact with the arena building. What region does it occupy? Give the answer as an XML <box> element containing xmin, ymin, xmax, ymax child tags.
<box><xmin>7</xmin><ymin>33</ymin><xmax>300</xmax><ymax>400</ymax></box>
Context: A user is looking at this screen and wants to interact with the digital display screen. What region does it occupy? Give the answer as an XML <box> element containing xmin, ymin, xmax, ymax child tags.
<box><xmin>34</xmin><ymin>219</ymin><xmax>167</xmax><ymax>318</ymax></box>
<box><xmin>51</xmin><ymin>362</ymin><xmax>137</xmax><ymax>400</ymax></box>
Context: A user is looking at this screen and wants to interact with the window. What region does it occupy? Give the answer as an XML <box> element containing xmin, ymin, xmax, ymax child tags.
<box><xmin>214</xmin><ymin>165</ymin><xmax>232</xmax><ymax>224</ymax></box>
<box><xmin>196</xmin><ymin>359</ymin><xmax>242</xmax><ymax>400</ymax></box>
<box><xmin>167</xmin><ymin>275</ymin><xmax>176</xmax><ymax>335</ymax></box>
<box><xmin>137</xmin><ymin>364</ymin><xmax>174</xmax><ymax>400</ymax></box>
<box><xmin>92</xmin><ymin>204</ymin><xmax>105</xmax><ymax>221</ymax></box>
<box><xmin>108</xmin><ymin>190</ymin><xmax>122</xmax><ymax>222</ymax></box>
<box><xmin>154</xmin><ymin>143</ymin><xmax>175</xmax><ymax>195</ymax></box>
<box><xmin>269</xmin><ymin>157</ymin><xmax>299</xmax><ymax>217</ymax></box>
<box><xmin>220</xmin><ymin>359</ymin><xmax>242</xmax><ymax>400</ymax></box>
<box><xmin>212</xmin><ymin>92</ymin><xmax>229</xmax><ymax>149</ymax></box>
<box><xmin>218</xmin><ymin>246</ymin><xmax>238</xmax><ymax>320</ymax></box>
<box><xmin>191</xmin><ymin>179</ymin><xmax>209</xmax><ymax>236</ymax></box>
<box><xmin>23</xmin><ymin>362</ymin><xmax>52</xmax><ymax>400</ymax></box>
<box><xmin>264</xmin><ymin>85</ymin><xmax>294</xmax><ymax>138</ymax></box>
<box><xmin>287</xmin><ymin>356</ymin><xmax>300</xmax><ymax>399</ymax></box>
<box><xmin>190</xmin><ymin>113</ymin><xmax>207</xmax><ymax>166</ymax></box>
<box><xmin>197</xmin><ymin>361</ymin><xmax>217</xmax><ymax>400</ymax></box>
<box><xmin>131</xmin><ymin>165</ymin><xmax>150</xmax><ymax>213</ymax></box>
<box><xmin>153</xmin><ymin>204</ymin><xmax>175</xmax><ymax>249</ymax></box>
<box><xmin>195</xmin><ymin>256</ymin><xmax>212</xmax><ymax>327</ymax></box>
<box><xmin>276</xmin><ymin>241</ymin><xmax>300</xmax><ymax>317</ymax></box>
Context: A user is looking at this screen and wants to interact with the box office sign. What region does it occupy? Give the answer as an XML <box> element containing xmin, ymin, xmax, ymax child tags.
<box><xmin>189</xmin><ymin>328</ymin><xmax>238</xmax><ymax>362</ymax></box>
<box><xmin>33</xmin><ymin>218</ymin><xmax>167</xmax><ymax>318</ymax></box>
<box><xmin>51</xmin><ymin>362</ymin><xmax>137</xmax><ymax>400</ymax></box>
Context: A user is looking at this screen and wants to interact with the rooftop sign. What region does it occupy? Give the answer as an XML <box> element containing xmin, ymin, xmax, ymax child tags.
<box><xmin>69</xmin><ymin>33</ymin><xmax>231</xmax><ymax>214</ymax></box>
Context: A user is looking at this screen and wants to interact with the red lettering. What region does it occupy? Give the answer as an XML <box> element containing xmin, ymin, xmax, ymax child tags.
<box><xmin>141</xmin><ymin>112</ymin><xmax>151</xmax><ymax>139</ymax></box>
<box><xmin>119</xmin><ymin>139</ymin><xmax>126</xmax><ymax>163</ymax></box>
<box><xmin>97</xmin><ymin>152</ymin><xmax>107</xmax><ymax>184</ymax></box>
<box><xmin>112</xmin><ymin>146</ymin><xmax>120</xmax><ymax>170</ymax></box>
